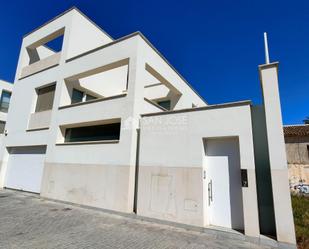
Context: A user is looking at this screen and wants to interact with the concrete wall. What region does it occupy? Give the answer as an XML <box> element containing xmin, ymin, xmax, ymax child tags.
<box><xmin>259</xmin><ymin>63</ymin><xmax>296</xmax><ymax>245</ymax></box>
<box><xmin>65</xmin><ymin>9</ymin><xmax>113</xmax><ymax>60</ymax></box>
<box><xmin>285</xmin><ymin>135</ymin><xmax>309</xmax><ymax>187</ymax></box>
<box><xmin>285</xmin><ymin>136</ymin><xmax>309</xmax><ymax>164</ymax></box>
<box><xmin>138</xmin><ymin>103</ymin><xmax>260</xmax><ymax>237</ymax></box>
<box><xmin>41</xmin><ymin>163</ymin><xmax>133</xmax><ymax>212</ymax></box>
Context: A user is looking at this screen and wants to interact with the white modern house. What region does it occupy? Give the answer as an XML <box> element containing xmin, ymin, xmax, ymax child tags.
<box><xmin>0</xmin><ymin>7</ymin><xmax>296</xmax><ymax>248</ymax></box>
<box><xmin>0</xmin><ymin>79</ymin><xmax>13</xmax><ymax>134</ymax></box>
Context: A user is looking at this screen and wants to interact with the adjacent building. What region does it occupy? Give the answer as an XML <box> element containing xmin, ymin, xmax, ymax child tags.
<box><xmin>0</xmin><ymin>7</ymin><xmax>297</xmax><ymax>248</ymax></box>
<box><xmin>284</xmin><ymin>124</ymin><xmax>309</xmax><ymax>191</ymax></box>
<box><xmin>0</xmin><ymin>80</ymin><xmax>13</xmax><ymax>134</ymax></box>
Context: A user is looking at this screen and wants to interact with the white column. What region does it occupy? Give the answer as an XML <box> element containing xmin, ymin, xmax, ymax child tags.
<box><xmin>259</xmin><ymin>62</ymin><xmax>296</xmax><ymax>245</ymax></box>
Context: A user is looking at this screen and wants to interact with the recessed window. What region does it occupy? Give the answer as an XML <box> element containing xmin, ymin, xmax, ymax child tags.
<box><xmin>157</xmin><ymin>100</ymin><xmax>171</xmax><ymax>110</ymax></box>
<box><xmin>0</xmin><ymin>121</ymin><xmax>6</xmax><ymax>134</ymax></box>
<box><xmin>35</xmin><ymin>84</ymin><xmax>56</xmax><ymax>112</ymax></box>
<box><xmin>0</xmin><ymin>91</ymin><xmax>11</xmax><ymax>113</ymax></box>
<box><xmin>44</xmin><ymin>34</ymin><xmax>64</xmax><ymax>53</ymax></box>
<box><xmin>64</xmin><ymin>123</ymin><xmax>121</xmax><ymax>143</ymax></box>
<box><xmin>71</xmin><ymin>88</ymin><xmax>97</xmax><ymax>104</ymax></box>
<box><xmin>26</xmin><ymin>28</ymin><xmax>64</xmax><ymax>65</ymax></box>
<box><xmin>71</xmin><ymin>89</ymin><xmax>84</xmax><ymax>104</ymax></box>
<box><xmin>86</xmin><ymin>94</ymin><xmax>97</xmax><ymax>101</ymax></box>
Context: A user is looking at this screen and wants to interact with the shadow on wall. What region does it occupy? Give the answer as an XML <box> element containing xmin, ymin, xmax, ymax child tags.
<box><xmin>251</xmin><ymin>105</ymin><xmax>276</xmax><ymax>237</ymax></box>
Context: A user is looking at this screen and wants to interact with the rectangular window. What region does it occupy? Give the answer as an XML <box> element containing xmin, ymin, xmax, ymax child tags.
<box><xmin>35</xmin><ymin>84</ymin><xmax>56</xmax><ymax>112</ymax></box>
<box><xmin>0</xmin><ymin>91</ymin><xmax>11</xmax><ymax>113</ymax></box>
<box><xmin>71</xmin><ymin>88</ymin><xmax>84</xmax><ymax>104</ymax></box>
<box><xmin>157</xmin><ymin>100</ymin><xmax>171</xmax><ymax>110</ymax></box>
<box><xmin>71</xmin><ymin>88</ymin><xmax>97</xmax><ymax>104</ymax></box>
<box><xmin>85</xmin><ymin>94</ymin><xmax>97</xmax><ymax>101</ymax></box>
<box><xmin>0</xmin><ymin>121</ymin><xmax>6</xmax><ymax>134</ymax></box>
<box><xmin>64</xmin><ymin>123</ymin><xmax>121</xmax><ymax>143</ymax></box>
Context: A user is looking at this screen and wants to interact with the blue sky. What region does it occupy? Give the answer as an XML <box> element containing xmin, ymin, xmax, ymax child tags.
<box><xmin>0</xmin><ymin>0</ymin><xmax>308</xmax><ymax>124</ymax></box>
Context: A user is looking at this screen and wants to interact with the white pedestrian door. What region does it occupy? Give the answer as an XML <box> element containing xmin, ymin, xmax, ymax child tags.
<box><xmin>5</xmin><ymin>146</ymin><xmax>46</xmax><ymax>193</ymax></box>
<box><xmin>203</xmin><ymin>138</ymin><xmax>244</xmax><ymax>230</ymax></box>
<box><xmin>205</xmin><ymin>156</ymin><xmax>232</xmax><ymax>228</ymax></box>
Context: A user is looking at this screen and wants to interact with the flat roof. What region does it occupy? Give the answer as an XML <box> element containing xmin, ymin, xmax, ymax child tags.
<box><xmin>141</xmin><ymin>100</ymin><xmax>252</xmax><ymax>117</ymax></box>
<box><xmin>23</xmin><ymin>6</ymin><xmax>113</xmax><ymax>40</ymax></box>
<box><xmin>22</xmin><ymin>7</ymin><xmax>207</xmax><ymax>105</ymax></box>
<box><xmin>66</xmin><ymin>31</ymin><xmax>208</xmax><ymax>105</ymax></box>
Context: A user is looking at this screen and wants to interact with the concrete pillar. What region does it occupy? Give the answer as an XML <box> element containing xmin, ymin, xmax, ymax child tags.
<box><xmin>259</xmin><ymin>62</ymin><xmax>296</xmax><ymax>245</ymax></box>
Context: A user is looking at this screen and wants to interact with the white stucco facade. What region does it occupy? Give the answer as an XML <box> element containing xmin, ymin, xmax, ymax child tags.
<box><xmin>0</xmin><ymin>7</ymin><xmax>296</xmax><ymax>248</ymax></box>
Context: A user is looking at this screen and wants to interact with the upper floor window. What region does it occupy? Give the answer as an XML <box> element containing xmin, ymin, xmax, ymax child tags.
<box><xmin>60</xmin><ymin>60</ymin><xmax>129</xmax><ymax>108</ymax></box>
<box><xmin>157</xmin><ymin>100</ymin><xmax>171</xmax><ymax>110</ymax></box>
<box><xmin>71</xmin><ymin>88</ymin><xmax>97</xmax><ymax>105</ymax></box>
<box><xmin>64</xmin><ymin>122</ymin><xmax>121</xmax><ymax>143</ymax></box>
<box><xmin>0</xmin><ymin>121</ymin><xmax>6</xmax><ymax>134</ymax></box>
<box><xmin>72</xmin><ymin>89</ymin><xmax>84</xmax><ymax>104</ymax></box>
<box><xmin>26</xmin><ymin>29</ymin><xmax>64</xmax><ymax>66</ymax></box>
<box><xmin>35</xmin><ymin>84</ymin><xmax>56</xmax><ymax>112</ymax></box>
<box><xmin>0</xmin><ymin>90</ymin><xmax>11</xmax><ymax>113</ymax></box>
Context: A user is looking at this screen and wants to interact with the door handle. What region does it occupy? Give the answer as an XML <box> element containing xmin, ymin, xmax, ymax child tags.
<box><xmin>208</xmin><ymin>180</ymin><xmax>213</xmax><ymax>206</ymax></box>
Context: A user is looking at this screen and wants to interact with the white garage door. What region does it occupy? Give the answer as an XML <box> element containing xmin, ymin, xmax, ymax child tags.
<box><xmin>5</xmin><ymin>146</ymin><xmax>46</xmax><ymax>193</ymax></box>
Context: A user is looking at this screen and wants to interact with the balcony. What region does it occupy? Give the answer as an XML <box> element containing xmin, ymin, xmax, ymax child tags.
<box><xmin>27</xmin><ymin>110</ymin><xmax>52</xmax><ymax>131</ymax></box>
<box><xmin>20</xmin><ymin>52</ymin><xmax>61</xmax><ymax>79</ymax></box>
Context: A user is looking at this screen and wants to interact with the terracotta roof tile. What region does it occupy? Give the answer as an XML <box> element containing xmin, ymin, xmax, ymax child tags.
<box><xmin>283</xmin><ymin>125</ymin><xmax>309</xmax><ymax>137</ymax></box>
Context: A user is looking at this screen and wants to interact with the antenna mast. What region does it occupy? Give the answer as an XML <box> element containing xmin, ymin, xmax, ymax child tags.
<box><xmin>264</xmin><ymin>32</ymin><xmax>270</xmax><ymax>64</ymax></box>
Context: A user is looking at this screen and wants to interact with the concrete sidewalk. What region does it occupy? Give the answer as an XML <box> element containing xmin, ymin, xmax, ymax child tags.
<box><xmin>0</xmin><ymin>189</ymin><xmax>274</xmax><ymax>249</ymax></box>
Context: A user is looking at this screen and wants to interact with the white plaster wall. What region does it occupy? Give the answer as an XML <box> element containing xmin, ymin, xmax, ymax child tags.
<box><xmin>2</xmin><ymin>8</ymin><xmax>212</xmax><ymax>216</ymax></box>
<box><xmin>4</xmin><ymin>33</ymin><xmax>140</xmax><ymax>212</ymax></box>
<box><xmin>138</xmin><ymin>104</ymin><xmax>260</xmax><ymax>236</ymax></box>
<box><xmin>140</xmin><ymin>105</ymin><xmax>255</xmax><ymax>169</ymax></box>
<box><xmin>144</xmin><ymin>68</ymin><xmax>160</xmax><ymax>86</ymax></box>
<box><xmin>17</xmin><ymin>13</ymin><xmax>72</xmax><ymax>75</ymax></box>
<box><xmin>17</xmin><ymin>8</ymin><xmax>112</xmax><ymax>79</ymax></box>
<box><xmin>78</xmin><ymin>65</ymin><xmax>128</xmax><ymax>97</ymax></box>
<box><xmin>5</xmin><ymin>66</ymin><xmax>60</xmax><ymax>147</ymax></box>
<box><xmin>261</xmin><ymin>66</ymin><xmax>288</xmax><ymax>170</ymax></box>
<box><xmin>144</xmin><ymin>84</ymin><xmax>170</xmax><ymax>100</ymax></box>
<box><xmin>136</xmin><ymin>37</ymin><xmax>207</xmax><ymax>110</ymax></box>
<box><xmin>65</xmin><ymin>9</ymin><xmax>113</xmax><ymax>60</ymax></box>
<box><xmin>260</xmin><ymin>64</ymin><xmax>296</xmax><ymax>245</ymax></box>
<box><xmin>36</xmin><ymin>46</ymin><xmax>56</xmax><ymax>59</ymax></box>
<box><xmin>142</xmin><ymin>99</ymin><xmax>164</xmax><ymax>114</ymax></box>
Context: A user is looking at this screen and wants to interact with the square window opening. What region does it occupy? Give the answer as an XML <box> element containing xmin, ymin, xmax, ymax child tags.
<box><xmin>0</xmin><ymin>90</ymin><xmax>11</xmax><ymax>113</ymax></box>
<box><xmin>26</xmin><ymin>28</ymin><xmax>64</xmax><ymax>65</ymax></box>
<box><xmin>157</xmin><ymin>100</ymin><xmax>171</xmax><ymax>110</ymax></box>
<box><xmin>0</xmin><ymin>121</ymin><xmax>6</xmax><ymax>134</ymax></box>
<box><xmin>35</xmin><ymin>84</ymin><xmax>56</xmax><ymax>112</ymax></box>
<box><xmin>64</xmin><ymin>122</ymin><xmax>121</xmax><ymax>143</ymax></box>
